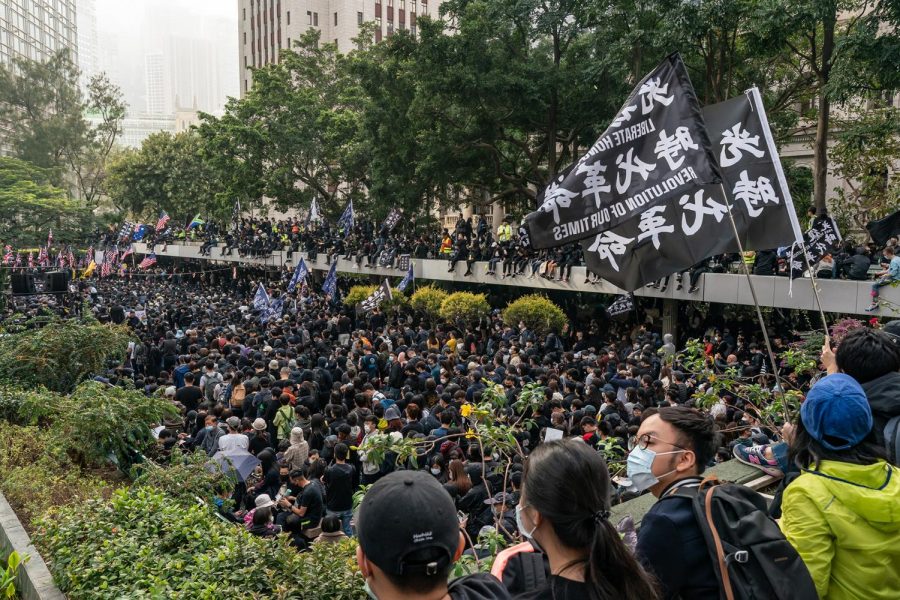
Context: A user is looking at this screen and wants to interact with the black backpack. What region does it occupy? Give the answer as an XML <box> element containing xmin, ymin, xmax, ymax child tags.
<box><xmin>670</xmin><ymin>477</ymin><xmax>817</xmax><ymax>600</ymax></box>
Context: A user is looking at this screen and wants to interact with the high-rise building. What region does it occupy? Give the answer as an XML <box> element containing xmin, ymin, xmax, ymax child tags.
<box><xmin>144</xmin><ymin>53</ymin><xmax>168</xmax><ymax>114</ymax></box>
<box><xmin>0</xmin><ymin>0</ymin><xmax>78</xmax><ymax>66</ymax></box>
<box><xmin>76</xmin><ymin>0</ymin><xmax>99</xmax><ymax>91</ymax></box>
<box><xmin>238</xmin><ymin>0</ymin><xmax>441</xmax><ymax>96</ymax></box>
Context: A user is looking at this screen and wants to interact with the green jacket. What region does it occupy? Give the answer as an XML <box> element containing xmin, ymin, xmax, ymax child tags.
<box><xmin>780</xmin><ymin>460</ymin><xmax>900</xmax><ymax>599</ymax></box>
<box><xmin>273</xmin><ymin>404</ymin><xmax>294</xmax><ymax>440</ymax></box>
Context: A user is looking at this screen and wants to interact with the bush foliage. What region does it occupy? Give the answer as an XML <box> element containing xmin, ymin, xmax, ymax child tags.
<box><xmin>0</xmin><ymin>317</ymin><xmax>132</xmax><ymax>393</ymax></box>
<box><xmin>502</xmin><ymin>294</ymin><xmax>567</xmax><ymax>336</ymax></box>
<box><xmin>439</xmin><ymin>292</ymin><xmax>490</xmax><ymax>324</ymax></box>
<box><xmin>410</xmin><ymin>285</ymin><xmax>448</xmax><ymax>322</ymax></box>
<box><xmin>35</xmin><ymin>487</ymin><xmax>366</xmax><ymax>599</ymax></box>
<box><xmin>343</xmin><ymin>285</ymin><xmax>377</xmax><ymax>306</ymax></box>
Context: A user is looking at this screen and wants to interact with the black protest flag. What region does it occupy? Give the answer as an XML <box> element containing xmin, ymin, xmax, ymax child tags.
<box><xmin>790</xmin><ymin>216</ymin><xmax>842</xmax><ymax>279</ymax></box>
<box><xmin>606</xmin><ymin>293</ymin><xmax>635</xmax><ymax>318</ymax></box>
<box><xmin>581</xmin><ymin>87</ymin><xmax>804</xmax><ymax>291</ymax></box>
<box><xmin>381</xmin><ymin>208</ymin><xmax>403</xmax><ymax>234</ymax></box>
<box><xmin>523</xmin><ymin>53</ymin><xmax>720</xmax><ymax>250</ymax></box>
<box><xmin>359</xmin><ymin>279</ymin><xmax>393</xmax><ymax>313</ymax></box>
<box><xmin>867</xmin><ymin>209</ymin><xmax>900</xmax><ymax>246</ymax></box>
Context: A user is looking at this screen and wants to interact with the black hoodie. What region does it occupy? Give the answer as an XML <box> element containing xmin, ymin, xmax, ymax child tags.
<box><xmin>448</xmin><ymin>573</ymin><xmax>512</xmax><ymax>600</ymax></box>
<box><xmin>862</xmin><ymin>371</ymin><xmax>900</xmax><ymax>449</ymax></box>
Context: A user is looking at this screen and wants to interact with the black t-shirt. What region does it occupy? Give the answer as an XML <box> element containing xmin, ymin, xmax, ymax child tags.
<box><xmin>514</xmin><ymin>575</ymin><xmax>588</xmax><ymax>600</ymax></box>
<box><xmin>297</xmin><ymin>481</ymin><xmax>324</xmax><ymax>527</ymax></box>
<box><xmin>323</xmin><ymin>462</ymin><xmax>356</xmax><ymax>512</ymax></box>
<box><xmin>174</xmin><ymin>385</ymin><xmax>203</xmax><ymax>412</ymax></box>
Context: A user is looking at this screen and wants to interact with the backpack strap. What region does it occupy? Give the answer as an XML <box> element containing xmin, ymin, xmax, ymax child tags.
<box><xmin>885</xmin><ymin>415</ymin><xmax>900</xmax><ymax>465</ymax></box>
<box><xmin>703</xmin><ymin>485</ymin><xmax>735</xmax><ymax>600</ymax></box>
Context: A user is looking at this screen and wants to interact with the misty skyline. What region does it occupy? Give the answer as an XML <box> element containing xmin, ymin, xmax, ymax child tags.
<box><xmin>92</xmin><ymin>0</ymin><xmax>239</xmax><ymax>116</ymax></box>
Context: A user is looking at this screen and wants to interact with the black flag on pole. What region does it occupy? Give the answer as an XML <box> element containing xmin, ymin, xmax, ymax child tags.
<box><xmin>790</xmin><ymin>216</ymin><xmax>842</xmax><ymax>279</ymax></box>
<box><xmin>581</xmin><ymin>87</ymin><xmax>804</xmax><ymax>291</ymax></box>
<box><xmin>381</xmin><ymin>208</ymin><xmax>403</xmax><ymax>234</ymax></box>
<box><xmin>606</xmin><ymin>294</ymin><xmax>635</xmax><ymax>317</ymax></box>
<box><xmin>359</xmin><ymin>279</ymin><xmax>393</xmax><ymax>313</ymax></box>
<box><xmin>866</xmin><ymin>209</ymin><xmax>900</xmax><ymax>246</ymax></box>
<box><xmin>523</xmin><ymin>53</ymin><xmax>720</xmax><ymax>250</ymax></box>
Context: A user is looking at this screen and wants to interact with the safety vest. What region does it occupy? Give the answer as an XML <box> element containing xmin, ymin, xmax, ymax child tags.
<box><xmin>497</xmin><ymin>224</ymin><xmax>512</xmax><ymax>242</ymax></box>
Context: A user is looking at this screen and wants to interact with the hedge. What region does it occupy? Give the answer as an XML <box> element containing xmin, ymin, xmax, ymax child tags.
<box><xmin>502</xmin><ymin>294</ymin><xmax>567</xmax><ymax>335</ymax></box>
<box><xmin>439</xmin><ymin>292</ymin><xmax>491</xmax><ymax>324</ymax></box>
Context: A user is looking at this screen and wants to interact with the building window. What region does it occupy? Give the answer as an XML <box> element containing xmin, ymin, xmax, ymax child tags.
<box><xmin>387</xmin><ymin>22</ymin><xmax>394</xmax><ymax>34</ymax></box>
<box><xmin>313</xmin><ymin>12</ymin><xmax>318</xmax><ymax>26</ymax></box>
<box><xmin>358</xmin><ymin>11</ymin><xmax>364</xmax><ymax>25</ymax></box>
<box><xmin>243</xmin><ymin>7</ymin><xmax>246</xmax><ymax>20</ymax></box>
<box><xmin>244</xmin><ymin>56</ymin><xmax>248</xmax><ymax>67</ymax></box>
<box><xmin>334</xmin><ymin>39</ymin><xmax>339</xmax><ymax>49</ymax></box>
<box><xmin>400</xmin><ymin>0</ymin><xmax>405</xmax><ymax>9</ymax></box>
<box><xmin>307</xmin><ymin>11</ymin><xmax>312</xmax><ymax>25</ymax></box>
<box><xmin>287</xmin><ymin>37</ymin><xmax>291</xmax><ymax>47</ymax></box>
<box><xmin>334</xmin><ymin>12</ymin><xmax>338</xmax><ymax>26</ymax></box>
<box><xmin>243</xmin><ymin>31</ymin><xmax>247</xmax><ymax>44</ymax></box>
<box><xmin>287</xmin><ymin>11</ymin><xmax>290</xmax><ymax>25</ymax></box>
<box><xmin>388</xmin><ymin>0</ymin><xmax>393</xmax><ymax>6</ymax></box>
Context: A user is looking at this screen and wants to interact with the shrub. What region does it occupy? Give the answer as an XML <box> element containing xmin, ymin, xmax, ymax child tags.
<box><xmin>410</xmin><ymin>285</ymin><xmax>449</xmax><ymax>323</ymax></box>
<box><xmin>439</xmin><ymin>292</ymin><xmax>491</xmax><ymax>324</ymax></box>
<box><xmin>0</xmin><ymin>317</ymin><xmax>132</xmax><ymax>393</ymax></box>
<box><xmin>34</xmin><ymin>487</ymin><xmax>366</xmax><ymax>599</ymax></box>
<box><xmin>132</xmin><ymin>451</ymin><xmax>234</xmax><ymax>507</ymax></box>
<box><xmin>502</xmin><ymin>294</ymin><xmax>567</xmax><ymax>336</ymax></box>
<box><xmin>0</xmin><ymin>423</ymin><xmax>114</xmax><ymax>525</ymax></box>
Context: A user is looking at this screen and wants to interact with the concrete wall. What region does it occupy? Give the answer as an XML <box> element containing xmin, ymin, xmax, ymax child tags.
<box><xmin>0</xmin><ymin>493</ymin><xmax>65</xmax><ymax>600</ymax></box>
<box><xmin>134</xmin><ymin>242</ymin><xmax>900</xmax><ymax>317</ymax></box>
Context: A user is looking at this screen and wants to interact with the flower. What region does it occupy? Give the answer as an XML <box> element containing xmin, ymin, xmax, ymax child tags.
<box><xmin>377</xmin><ymin>418</ymin><xmax>388</xmax><ymax>430</ymax></box>
<box><xmin>465</xmin><ymin>428</ymin><xmax>476</xmax><ymax>439</ymax></box>
<box><xmin>460</xmin><ymin>404</ymin><xmax>473</xmax><ymax>418</ymax></box>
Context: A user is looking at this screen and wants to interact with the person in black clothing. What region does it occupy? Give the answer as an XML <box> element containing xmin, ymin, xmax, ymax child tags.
<box><xmin>356</xmin><ymin>470</ymin><xmax>511</xmax><ymax>600</ymax></box>
<box><xmin>279</xmin><ymin>465</ymin><xmax>324</xmax><ymax>534</ymax></box>
<box><xmin>511</xmin><ymin>439</ymin><xmax>658</xmax><ymax>599</ymax></box>
<box><xmin>323</xmin><ymin>442</ymin><xmax>356</xmax><ymax>536</ymax></box>
<box><xmin>174</xmin><ymin>372</ymin><xmax>203</xmax><ymax>413</ymax></box>
<box><xmin>840</xmin><ymin>246</ymin><xmax>872</xmax><ymax>280</ymax></box>
<box><xmin>632</xmin><ymin>406</ymin><xmax>720</xmax><ymax>600</ymax></box>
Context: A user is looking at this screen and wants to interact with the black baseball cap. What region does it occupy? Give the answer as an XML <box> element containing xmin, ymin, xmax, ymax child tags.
<box><xmin>357</xmin><ymin>471</ymin><xmax>460</xmax><ymax>577</ymax></box>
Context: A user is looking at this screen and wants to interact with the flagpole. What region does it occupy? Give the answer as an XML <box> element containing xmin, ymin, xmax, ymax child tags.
<box><xmin>719</xmin><ymin>182</ymin><xmax>792</xmax><ymax>425</ymax></box>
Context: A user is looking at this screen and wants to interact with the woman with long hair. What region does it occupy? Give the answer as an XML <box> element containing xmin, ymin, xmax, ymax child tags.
<box><xmin>781</xmin><ymin>374</ymin><xmax>900</xmax><ymax>599</ymax></box>
<box><xmin>443</xmin><ymin>458</ymin><xmax>472</xmax><ymax>500</ymax></box>
<box><xmin>514</xmin><ymin>439</ymin><xmax>658</xmax><ymax>600</ymax></box>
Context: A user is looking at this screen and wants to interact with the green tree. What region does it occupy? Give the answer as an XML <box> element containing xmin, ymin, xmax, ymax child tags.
<box><xmin>0</xmin><ymin>156</ymin><xmax>91</xmax><ymax>245</ymax></box>
<box><xmin>0</xmin><ymin>49</ymin><xmax>84</xmax><ymax>176</ymax></box>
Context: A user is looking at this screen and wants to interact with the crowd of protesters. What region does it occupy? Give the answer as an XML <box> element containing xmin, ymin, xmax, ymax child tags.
<box><xmin>10</xmin><ymin>241</ymin><xmax>891</xmax><ymax>600</ymax></box>
<box><xmin>92</xmin><ymin>210</ymin><xmax>900</xmax><ymax>296</ymax></box>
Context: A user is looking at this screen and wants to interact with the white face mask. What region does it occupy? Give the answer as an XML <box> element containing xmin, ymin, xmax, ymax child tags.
<box><xmin>430</xmin><ymin>467</ymin><xmax>441</xmax><ymax>476</ymax></box>
<box><xmin>364</xmin><ymin>425</ymin><xmax>372</xmax><ymax>434</ymax></box>
<box><xmin>515</xmin><ymin>505</ymin><xmax>536</xmax><ymax>540</ymax></box>
<box><xmin>625</xmin><ymin>446</ymin><xmax>684</xmax><ymax>492</ymax></box>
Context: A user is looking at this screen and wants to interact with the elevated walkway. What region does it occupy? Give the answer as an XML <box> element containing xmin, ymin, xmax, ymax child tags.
<box><xmin>133</xmin><ymin>242</ymin><xmax>900</xmax><ymax>317</ymax></box>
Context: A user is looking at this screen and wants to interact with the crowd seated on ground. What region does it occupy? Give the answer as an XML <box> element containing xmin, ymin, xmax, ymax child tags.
<box><xmin>11</xmin><ymin>249</ymin><xmax>897</xmax><ymax>599</ymax></box>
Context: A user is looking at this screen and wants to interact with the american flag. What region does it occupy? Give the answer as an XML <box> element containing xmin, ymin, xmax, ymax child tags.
<box><xmin>38</xmin><ymin>246</ymin><xmax>48</xmax><ymax>266</ymax></box>
<box><xmin>156</xmin><ymin>211</ymin><xmax>170</xmax><ymax>232</ymax></box>
<box><xmin>27</xmin><ymin>252</ymin><xmax>34</xmax><ymax>269</ymax></box>
<box><xmin>67</xmin><ymin>249</ymin><xmax>75</xmax><ymax>269</ymax></box>
<box><xmin>138</xmin><ymin>253</ymin><xmax>157</xmax><ymax>269</ymax></box>
<box><xmin>14</xmin><ymin>253</ymin><xmax>21</xmax><ymax>268</ymax></box>
<box><xmin>118</xmin><ymin>221</ymin><xmax>133</xmax><ymax>241</ymax></box>
<box><xmin>46</xmin><ymin>229</ymin><xmax>53</xmax><ymax>248</ymax></box>
<box><xmin>101</xmin><ymin>249</ymin><xmax>118</xmax><ymax>278</ymax></box>
<box><xmin>121</xmin><ymin>244</ymin><xmax>134</xmax><ymax>260</ymax></box>
<box><xmin>3</xmin><ymin>245</ymin><xmax>12</xmax><ymax>265</ymax></box>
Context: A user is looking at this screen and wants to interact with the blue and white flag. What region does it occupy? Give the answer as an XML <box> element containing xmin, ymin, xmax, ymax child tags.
<box><xmin>253</xmin><ymin>283</ymin><xmax>270</xmax><ymax>312</ymax></box>
<box><xmin>287</xmin><ymin>258</ymin><xmax>309</xmax><ymax>293</ymax></box>
<box><xmin>308</xmin><ymin>198</ymin><xmax>320</xmax><ymax>223</ymax></box>
<box><xmin>321</xmin><ymin>262</ymin><xmax>338</xmax><ymax>298</ymax></box>
<box><xmin>261</xmin><ymin>296</ymin><xmax>284</xmax><ymax>324</ymax></box>
<box><xmin>132</xmin><ymin>224</ymin><xmax>151</xmax><ymax>241</ymax></box>
<box><xmin>337</xmin><ymin>200</ymin><xmax>354</xmax><ymax>236</ymax></box>
<box><xmin>397</xmin><ymin>263</ymin><xmax>414</xmax><ymax>293</ymax></box>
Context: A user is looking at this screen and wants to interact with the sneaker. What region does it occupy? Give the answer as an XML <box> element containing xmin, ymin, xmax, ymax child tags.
<box><xmin>659</xmin><ymin>285</ymin><xmax>667</xmax><ymax>293</ymax></box>
<box><xmin>676</xmin><ymin>284</ymin><xmax>683</xmax><ymax>291</ymax></box>
<box><xmin>733</xmin><ymin>444</ymin><xmax>783</xmax><ymax>477</ymax></box>
<box><xmin>866</xmin><ymin>302</ymin><xmax>880</xmax><ymax>312</ymax></box>
<box><xmin>688</xmin><ymin>285</ymin><xmax>699</xmax><ymax>294</ymax></box>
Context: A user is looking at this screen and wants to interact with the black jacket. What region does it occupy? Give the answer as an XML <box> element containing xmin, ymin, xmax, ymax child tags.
<box><xmin>862</xmin><ymin>371</ymin><xmax>900</xmax><ymax>451</ymax></box>
<box><xmin>635</xmin><ymin>478</ymin><xmax>720</xmax><ymax>600</ymax></box>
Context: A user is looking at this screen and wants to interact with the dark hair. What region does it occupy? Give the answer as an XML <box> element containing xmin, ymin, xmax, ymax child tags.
<box><xmin>789</xmin><ymin>419</ymin><xmax>887</xmax><ymax>471</ymax></box>
<box><xmin>653</xmin><ymin>406</ymin><xmax>719</xmax><ymax>473</ymax></box>
<box><xmin>321</xmin><ymin>514</ymin><xmax>342</xmax><ymax>534</ymax></box>
<box><xmin>253</xmin><ymin>506</ymin><xmax>272</xmax><ymax>526</ymax></box>
<box><xmin>334</xmin><ymin>442</ymin><xmax>349</xmax><ymax>461</ymax></box>
<box><xmin>523</xmin><ymin>440</ymin><xmax>657</xmax><ymax>600</ymax></box>
<box><xmin>835</xmin><ymin>328</ymin><xmax>900</xmax><ymax>383</ymax></box>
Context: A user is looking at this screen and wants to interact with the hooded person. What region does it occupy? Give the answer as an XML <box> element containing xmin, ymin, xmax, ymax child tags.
<box><xmin>780</xmin><ymin>373</ymin><xmax>900</xmax><ymax>599</ymax></box>
<box><xmin>283</xmin><ymin>426</ymin><xmax>310</xmax><ymax>471</ymax></box>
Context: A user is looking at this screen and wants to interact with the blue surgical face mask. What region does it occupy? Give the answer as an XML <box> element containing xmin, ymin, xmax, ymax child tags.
<box><xmin>515</xmin><ymin>504</ymin><xmax>536</xmax><ymax>540</ymax></box>
<box><xmin>625</xmin><ymin>446</ymin><xmax>684</xmax><ymax>492</ymax></box>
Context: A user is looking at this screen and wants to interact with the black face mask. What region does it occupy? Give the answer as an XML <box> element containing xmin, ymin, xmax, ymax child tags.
<box><xmin>280</xmin><ymin>475</ymin><xmax>289</xmax><ymax>483</ymax></box>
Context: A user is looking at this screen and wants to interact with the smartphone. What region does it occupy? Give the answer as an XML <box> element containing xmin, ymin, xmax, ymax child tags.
<box><xmin>457</xmin><ymin>511</ymin><xmax>466</xmax><ymax>523</ymax></box>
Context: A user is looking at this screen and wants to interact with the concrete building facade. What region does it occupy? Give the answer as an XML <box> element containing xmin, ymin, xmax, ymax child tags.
<box><xmin>238</xmin><ymin>0</ymin><xmax>441</xmax><ymax>96</ymax></box>
<box><xmin>0</xmin><ymin>0</ymin><xmax>77</xmax><ymax>67</ymax></box>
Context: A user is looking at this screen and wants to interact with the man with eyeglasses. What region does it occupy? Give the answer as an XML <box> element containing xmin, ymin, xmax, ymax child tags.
<box><xmin>630</xmin><ymin>405</ymin><xmax>721</xmax><ymax>600</ymax></box>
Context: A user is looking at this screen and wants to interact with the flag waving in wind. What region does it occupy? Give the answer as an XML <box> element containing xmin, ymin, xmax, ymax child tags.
<box><xmin>337</xmin><ymin>200</ymin><xmax>354</xmax><ymax>236</ymax></box>
<box><xmin>156</xmin><ymin>211</ymin><xmax>171</xmax><ymax>232</ymax></box>
<box><xmin>187</xmin><ymin>214</ymin><xmax>205</xmax><ymax>230</ymax></box>
<box><xmin>138</xmin><ymin>253</ymin><xmax>157</xmax><ymax>269</ymax></box>
<box><xmin>397</xmin><ymin>263</ymin><xmax>414</xmax><ymax>292</ymax></box>
<box><xmin>321</xmin><ymin>262</ymin><xmax>338</xmax><ymax>298</ymax></box>
<box><xmin>306</xmin><ymin>198</ymin><xmax>320</xmax><ymax>226</ymax></box>
<box><xmin>3</xmin><ymin>245</ymin><xmax>13</xmax><ymax>265</ymax></box>
<box><xmin>359</xmin><ymin>279</ymin><xmax>393</xmax><ymax>313</ymax></box>
<box><xmin>523</xmin><ymin>53</ymin><xmax>720</xmax><ymax>250</ymax></box>
<box><xmin>253</xmin><ymin>283</ymin><xmax>270</xmax><ymax>313</ymax></box>
<box><xmin>287</xmin><ymin>258</ymin><xmax>309</xmax><ymax>293</ymax></box>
